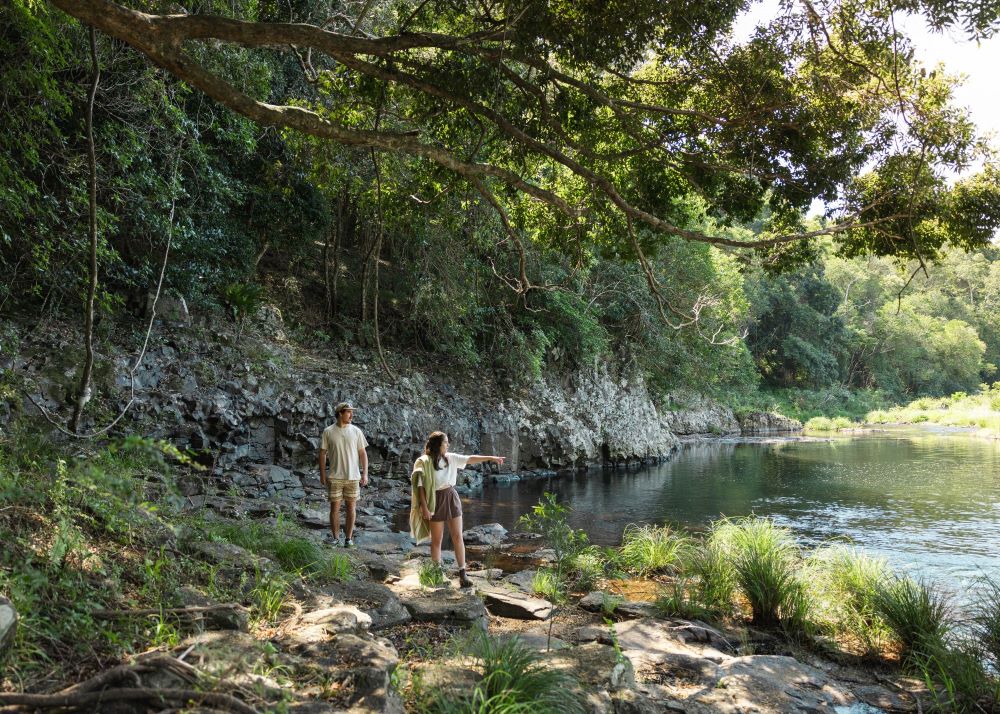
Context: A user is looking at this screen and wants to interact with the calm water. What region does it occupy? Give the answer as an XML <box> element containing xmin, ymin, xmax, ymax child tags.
<box><xmin>461</xmin><ymin>428</ymin><xmax>1000</xmax><ymax>591</ymax></box>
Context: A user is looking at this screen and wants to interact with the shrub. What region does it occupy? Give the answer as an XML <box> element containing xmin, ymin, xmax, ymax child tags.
<box><xmin>518</xmin><ymin>493</ymin><xmax>589</xmax><ymax>581</ymax></box>
<box><xmin>872</xmin><ymin>576</ymin><xmax>951</xmax><ymax>665</ymax></box>
<box><xmin>710</xmin><ymin>517</ymin><xmax>810</xmax><ymax>630</ymax></box>
<box><xmin>618</xmin><ymin>524</ymin><xmax>690</xmax><ymax>577</ymax></box>
<box><xmin>805</xmin><ymin>416</ymin><xmax>835</xmax><ymax>432</ymax></box>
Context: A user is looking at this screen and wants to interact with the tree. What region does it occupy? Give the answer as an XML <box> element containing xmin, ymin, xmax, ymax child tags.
<box><xmin>44</xmin><ymin>0</ymin><xmax>1000</xmax><ymax>311</ymax></box>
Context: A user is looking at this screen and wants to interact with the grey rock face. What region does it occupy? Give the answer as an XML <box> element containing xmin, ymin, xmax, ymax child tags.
<box><xmin>736</xmin><ymin>410</ymin><xmax>803</xmax><ymax>434</ymax></box>
<box><xmin>0</xmin><ymin>596</ymin><xmax>16</xmax><ymax>664</ymax></box>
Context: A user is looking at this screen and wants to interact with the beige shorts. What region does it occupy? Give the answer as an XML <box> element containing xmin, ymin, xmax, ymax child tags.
<box><xmin>327</xmin><ymin>478</ymin><xmax>360</xmax><ymax>502</ymax></box>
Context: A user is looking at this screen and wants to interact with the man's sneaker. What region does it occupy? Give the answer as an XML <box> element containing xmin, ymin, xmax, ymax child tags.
<box><xmin>457</xmin><ymin>568</ymin><xmax>473</xmax><ymax>588</ymax></box>
<box><xmin>344</xmin><ymin>538</ymin><xmax>356</xmax><ymax>548</ymax></box>
<box><xmin>325</xmin><ymin>533</ymin><xmax>342</xmax><ymax>546</ymax></box>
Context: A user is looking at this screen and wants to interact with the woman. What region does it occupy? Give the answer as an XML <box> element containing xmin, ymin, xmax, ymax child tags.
<box><xmin>410</xmin><ymin>431</ymin><xmax>505</xmax><ymax>588</ymax></box>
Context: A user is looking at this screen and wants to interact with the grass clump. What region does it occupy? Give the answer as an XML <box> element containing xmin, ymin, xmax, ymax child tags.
<box><xmin>531</xmin><ymin>568</ymin><xmax>565</xmax><ymax>603</ymax></box>
<box><xmin>804</xmin><ymin>416</ymin><xmax>856</xmax><ymax>432</ymax></box>
<box><xmin>710</xmin><ymin>517</ymin><xmax>810</xmax><ymax>631</ymax></box>
<box><xmin>422</xmin><ymin>631</ymin><xmax>584</xmax><ymax>713</ymax></box>
<box><xmin>871</xmin><ymin>575</ymin><xmax>951</xmax><ymax>665</ymax></box>
<box><xmin>805</xmin><ymin>546</ymin><xmax>891</xmax><ymax>655</ymax></box>
<box><xmin>250</xmin><ymin>573</ymin><xmax>290</xmax><ymax>623</ymax></box>
<box><xmin>618</xmin><ymin>524</ymin><xmax>690</xmax><ymax>577</ymax></box>
<box><xmin>419</xmin><ymin>559</ymin><xmax>446</xmax><ymax>588</ymax></box>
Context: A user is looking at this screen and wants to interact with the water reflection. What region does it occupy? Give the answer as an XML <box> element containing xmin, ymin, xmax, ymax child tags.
<box><xmin>462</xmin><ymin>430</ymin><xmax>1000</xmax><ymax>590</ymax></box>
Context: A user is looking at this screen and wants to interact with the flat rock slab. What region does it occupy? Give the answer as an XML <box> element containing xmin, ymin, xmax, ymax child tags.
<box><xmin>395</xmin><ymin>587</ymin><xmax>487</xmax><ymax>628</ymax></box>
<box><xmin>540</xmin><ymin>641</ymin><xmax>635</xmax><ymax>693</ymax></box>
<box><xmin>480</xmin><ymin>586</ymin><xmax>552</xmax><ymax>620</ymax></box>
<box><xmin>497</xmin><ymin>630</ymin><xmax>571</xmax><ymax>651</ymax></box>
<box><xmin>322</xmin><ymin>580</ymin><xmax>411</xmax><ymax>630</ymax></box>
<box><xmin>688</xmin><ymin>654</ymin><xmax>858</xmax><ymax>713</ymax></box>
<box><xmin>576</xmin><ymin>618</ymin><xmax>726</xmax><ymax>673</ymax></box>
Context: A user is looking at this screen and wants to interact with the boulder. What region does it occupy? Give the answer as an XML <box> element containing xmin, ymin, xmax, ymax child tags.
<box><xmin>322</xmin><ymin>580</ymin><xmax>411</xmax><ymax>630</ymax></box>
<box><xmin>480</xmin><ymin>586</ymin><xmax>552</xmax><ymax>620</ymax></box>
<box><xmin>462</xmin><ymin>522</ymin><xmax>508</xmax><ymax>546</ymax></box>
<box><xmin>396</xmin><ymin>587</ymin><xmax>488</xmax><ymax>629</ymax></box>
<box><xmin>0</xmin><ymin>596</ymin><xmax>16</xmax><ymax>663</ymax></box>
<box><xmin>177</xmin><ymin>586</ymin><xmax>248</xmax><ymax>632</ymax></box>
<box><xmin>737</xmin><ymin>411</ymin><xmax>803</xmax><ymax>434</ymax></box>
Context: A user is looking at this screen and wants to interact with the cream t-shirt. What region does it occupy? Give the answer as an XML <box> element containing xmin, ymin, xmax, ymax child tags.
<box><xmin>321</xmin><ymin>424</ymin><xmax>368</xmax><ymax>481</ymax></box>
<box><xmin>414</xmin><ymin>452</ymin><xmax>470</xmax><ymax>491</ymax></box>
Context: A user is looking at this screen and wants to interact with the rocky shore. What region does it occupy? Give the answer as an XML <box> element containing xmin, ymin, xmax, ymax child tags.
<box><xmin>12</xmin><ymin>310</ymin><xmax>898</xmax><ymax>713</ymax></box>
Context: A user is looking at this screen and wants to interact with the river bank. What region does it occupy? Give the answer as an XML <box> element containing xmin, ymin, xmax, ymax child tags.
<box><xmin>5</xmin><ymin>311</ymin><xmax>1000</xmax><ymax>711</ymax></box>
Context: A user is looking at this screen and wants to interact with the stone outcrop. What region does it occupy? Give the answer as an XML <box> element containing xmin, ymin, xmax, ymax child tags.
<box><xmin>736</xmin><ymin>410</ymin><xmax>803</xmax><ymax>434</ymax></box>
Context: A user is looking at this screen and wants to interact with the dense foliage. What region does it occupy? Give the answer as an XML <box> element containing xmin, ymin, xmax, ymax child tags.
<box><xmin>1</xmin><ymin>0</ymin><xmax>999</xmax><ymax>405</ymax></box>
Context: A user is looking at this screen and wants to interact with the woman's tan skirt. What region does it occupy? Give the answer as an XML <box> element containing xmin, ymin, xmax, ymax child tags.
<box><xmin>430</xmin><ymin>486</ymin><xmax>462</xmax><ymax>522</ymax></box>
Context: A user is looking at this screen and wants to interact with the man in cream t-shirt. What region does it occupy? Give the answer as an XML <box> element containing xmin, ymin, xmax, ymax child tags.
<box><xmin>319</xmin><ymin>402</ymin><xmax>369</xmax><ymax>547</ymax></box>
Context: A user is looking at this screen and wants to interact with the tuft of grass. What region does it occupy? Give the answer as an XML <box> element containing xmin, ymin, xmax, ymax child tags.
<box><xmin>531</xmin><ymin>568</ymin><xmax>565</xmax><ymax>604</ymax></box>
<box><xmin>871</xmin><ymin>576</ymin><xmax>951</xmax><ymax>666</ymax></box>
<box><xmin>682</xmin><ymin>537</ymin><xmax>737</xmax><ymax>616</ymax></box>
<box><xmin>271</xmin><ymin>536</ymin><xmax>323</xmax><ymax>573</ymax></box>
<box><xmin>805</xmin><ymin>546</ymin><xmax>891</xmax><ymax>656</ymax></box>
<box><xmin>618</xmin><ymin>524</ymin><xmax>690</xmax><ymax>577</ymax></box>
<box><xmin>424</xmin><ymin>631</ymin><xmax>585</xmax><ymax>714</ymax></box>
<box><xmin>570</xmin><ymin>548</ymin><xmax>606</xmax><ymax>591</ymax></box>
<box><xmin>314</xmin><ymin>552</ymin><xmax>352</xmax><ymax>583</ymax></box>
<box><xmin>250</xmin><ymin>573</ymin><xmax>289</xmax><ymax>623</ymax></box>
<box><xmin>710</xmin><ymin>517</ymin><xmax>810</xmax><ymax>630</ymax></box>
<box><xmin>971</xmin><ymin>576</ymin><xmax>1000</xmax><ymax>672</ymax></box>
<box><xmin>654</xmin><ymin>579</ymin><xmax>713</xmax><ymax>621</ymax></box>
<box><xmin>419</xmin><ymin>560</ymin><xmax>446</xmax><ymax>588</ymax></box>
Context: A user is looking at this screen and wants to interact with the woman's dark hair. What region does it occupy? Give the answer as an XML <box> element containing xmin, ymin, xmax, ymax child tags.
<box><xmin>425</xmin><ymin>431</ymin><xmax>449</xmax><ymax>470</ymax></box>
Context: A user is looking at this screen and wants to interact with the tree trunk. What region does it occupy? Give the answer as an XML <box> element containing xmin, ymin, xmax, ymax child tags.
<box><xmin>71</xmin><ymin>27</ymin><xmax>101</xmax><ymax>434</ymax></box>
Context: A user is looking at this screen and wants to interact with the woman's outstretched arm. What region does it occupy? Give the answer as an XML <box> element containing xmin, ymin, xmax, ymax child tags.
<box><xmin>465</xmin><ymin>455</ymin><xmax>505</xmax><ymax>466</ymax></box>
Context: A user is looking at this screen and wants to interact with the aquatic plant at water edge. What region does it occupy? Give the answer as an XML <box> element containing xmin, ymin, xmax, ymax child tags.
<box><xmin>871</xmin><ymin>575</ymin><xmax>951</xmax><ymax>665</ymax></box>
<box><xmin>710</xmin><ymin>517</ymin><xmax>810</xmax><ymax>630</ymax></box>
<box><xmin>618</xmin><ymin>523</ymin><xmax>691</xmax><ymax>577</ymax></box>
<box><xmin>682</xmin><ymin>537</ymin><xmax>737</xmax><ymax>616</ymax></box>
<box><xmin>805</xmin><ymin>546</ymin><xmax>891</xmax><ymax>656</ymax></box>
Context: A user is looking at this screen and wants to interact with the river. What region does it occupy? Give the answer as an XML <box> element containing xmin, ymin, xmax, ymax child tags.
<box><xmin>461</xmin><ymin>427</ymin><xmax>1000</xmax><ymax>593</ymax></box>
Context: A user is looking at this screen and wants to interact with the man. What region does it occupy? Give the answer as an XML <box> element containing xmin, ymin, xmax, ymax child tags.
<box><xmin>319</xmin><ymin>402</ymin><xmax>369</xmax><ymax>547</ymax></box>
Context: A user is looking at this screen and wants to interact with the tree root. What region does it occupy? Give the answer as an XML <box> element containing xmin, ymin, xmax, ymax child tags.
<box><xmin>0</xmin><ymin>687</ymin><xmax>259</xmax><ymax>713</ymax></box>
<box><xmin>0</xmin><ymin>653</ymin><xmax>259</xmax><ymax>713</ymax></box>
